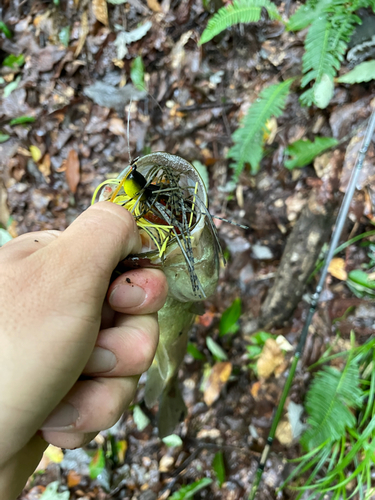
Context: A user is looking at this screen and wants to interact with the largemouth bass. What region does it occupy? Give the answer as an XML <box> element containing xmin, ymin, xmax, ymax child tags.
<box><xmin>94</xmin><ymin>152</ymin><xmax>220</xmax><ymax>436</ymax></box>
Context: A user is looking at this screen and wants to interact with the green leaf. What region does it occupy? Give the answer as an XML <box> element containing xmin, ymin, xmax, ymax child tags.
<box><xmin>9</xmin><ymin>115</ymin><xmax>36</xmax><ymax>126</ymax></box>
<box><xmin>285</xmin><ymin>137</ymin><xmax>338</xmax><ymax>170</ymax></box>
<box><xmin>3</xmin><ymin>76</ymin><xmax>21</xmax><ymax>98</ymax></box>
<box><xmin>0</xmin><ymin>21</ymin><xmax>12</xmax><ymax>39</ymax></box>
<box><xmin>212</xmin><ymin>451</ymin><xmax>225</xmax><ymax>486</ymax></box>
<box><xmin>89</xmin><ymin>448</ymin><xmax>106</xmax><ymax>480</ymax></box>
<box><xmin>59</xmin><ymin>26</ymin><xmax>70</xmax><ymax>47</ymax></box>
<box><xmin>219</xmin><ymin>297</ymin><xmax>241</xmax><ymax>336</ymax></box>
<box><xmin>246</xmin><ymin>345</ymin><xmax>262</xmax><ymax>359</ymax></box>
<box><xmin>199</xmin><ymin>0</ymin><xmax>281</xmax><ymax>44</ymax></box>
<box><xmin>347</xmin><ymin>269</ymin><xmax>375</xmax><ymax>298</ymax></box>
<box><xmin>287</xmin><ymin>4</ymin><xmax>316</xmax><ymax>31</ymax></box>
<box><xmin>39</xmin><ymin>481</ymin><xmax>70</xmax><ymax>500</ymax></box>
<box><xmin>301</xmin><ymin>362</ymin><xmax>363</xmax><ymax>450</ymax></box>
<box><xmin>287</xmin><ymin>0</ymin><xmax>331</xmax><ymax>31</ymax></box>
<box><xmin>162</xmin><ymin>434</ymin><xmax>183</xmax><ymax>447</ymax></box>
<box><xmin>206</xmin><ymin>337</ymin><xmax>228</xmax><ymax>361</ymax></box>
<box><xmin>251</xmin><ymin>331</ymin><xmax>273</xmax><ymax>345</ymax></box>
<box><xmin>170</xmin><ymin>478</ymin><xmax>213</xmax><ymax>500</ymax></box>
<box><xmin>130</xmin><ymin>56</ymin><xmax>145</xmax><ymax>91</ymax></box>
<box><xmin>301</xmin><ymin>15</ymin><xmax>338</xmax><ymax>88</ymax></box>
<box><xmin>0</xmin><ymin>133</ymin><xmax>10</xmax><ymax>143</ymax></box>
<box><xmin>348</xmin><ymin>270</ymin><xmax>375</xmax><ymax>290</ymax></box>
<box><xmin>187</xmin><ymin>342</ymin><xmax>206</xmax><ymax>360</ymax></box>
<box><xmin>337</xmin><ymin>60</ymin><xmax>375</xmax><ymax>84</ymax></box>
<box><xmin>133</xmin><ymin>404</ymin><xmax>150</xmax><ymax>431</ymax></box>
<box><xmin>313</xmin><ymin>73</ymin><xmax>334</xmax><ymax>109</ymax></box>
<box><xmin>228</xmin><ymin>79</ymin><xmax>293</xmax><ymax>177</ymax></box>
<box><xmin>0</xmin><ymin>228</ymin><xmax>13</xmax><ymax>246</ymax></box>
<box><xmin>2</xmin><ymin>54</ymin><xmax>25</xmax><ymax>68</ymax></box>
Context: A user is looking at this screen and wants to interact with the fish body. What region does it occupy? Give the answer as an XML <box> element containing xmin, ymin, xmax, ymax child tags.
<box><xmin>97</xmin><ymin>153</ymin><xmax>220</xmax><ymax>435</ymax></box>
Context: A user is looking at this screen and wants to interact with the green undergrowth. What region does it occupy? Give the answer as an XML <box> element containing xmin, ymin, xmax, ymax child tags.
<box><xmin>200</xmin><ymin>0</ymin><xmax>375</xmax><ymax>179</ymax></box>
<box><xmin>281</xmin><ymin>333</ymin><xmax>375</xmax><ymax>499</ymax></box>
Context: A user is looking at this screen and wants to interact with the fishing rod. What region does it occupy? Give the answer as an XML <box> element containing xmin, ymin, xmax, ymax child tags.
<box><xmin>249</xmin><ymin>106</ymin><xmax>375</xmax><ymax>500</ymax></box>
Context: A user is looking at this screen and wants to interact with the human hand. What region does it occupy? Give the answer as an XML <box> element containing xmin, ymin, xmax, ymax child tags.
<box><xmin>0</xmin><ymin>202</ymin><xmax>168</xmax><ymax>499</ymax></box>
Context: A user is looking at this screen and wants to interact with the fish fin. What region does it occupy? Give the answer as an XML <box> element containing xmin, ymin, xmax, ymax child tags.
<box><xmin>188</xmin><ymin>302</ymin><xmax>205</xmax><ymax>315</ymax></box>
<box><xmin>157</xmin><ymin>376</ymin><xmax>187</xmax><ymax>438</ymax></box>
<box><xmin>144</xmin><ymin>343</ymin><xmax>169</xmax><ymax>407</ymax></box>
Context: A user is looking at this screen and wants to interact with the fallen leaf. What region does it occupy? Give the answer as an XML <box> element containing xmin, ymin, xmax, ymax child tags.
<box><xmin>197</xmin><ymin>310</ymin><xmax>215</xmax><ymax>327</ymax></box>
<box><xmin>92</xmin><ymin>0</ymin><xmax>108</xmax><ymax>26</ymax></box>
<box><xmin>75</xmin><ymin>11</ymin><xmax>89</xmax><ymax>57</ymax></box>
<box><xmin>203</xmin><ymin>361</ymin><xmax>232</xmax><ymax>406</ymax></box>
<box><xmin>147</xmin><ymin>0</ymin><xmax>162</xmax><ymax>11</ymax></box>
<box><xmin>275</xmin><ymin>417</ymin><xmax>293</xmax><ymax>446</ymax></box>
<box><xmin>159</xmin><ymin>455</ymin><xmax>174</xmax><ymax>472</ymax></box>
<box><xmin>0</xmin><ymin>183</ymin><xmax>10</xmax><ymax>227</ymax></box>
<box><xmin>250</xmin><ymin>381</ymin><xmax>261</xmax><ymax>400</ymax></box>
<box><xmin>65</xmin><ymin>150</ymin><xmax>80</xmax><ymax>194</ymax></box>
<box><xmin>38</xmin><ymin>153</ymin><xmax>51</xmax><ymax>179</ymax></box>
<box><xmin>329</xmin><ymin>257</ymin><xmax>347</xmax><ymax>281</ymax></box>
<box><xmin>257</xmin><ymin>338</ymin><xmax>285</xmax><ymax>379</ymax></box>
<box><xmin>264</xmin><ymin>117</ymin><xmax>278</xmax><ymax>144</ymax></box>
<box><xmin>45</xmin><ymin>444</ymin><xmax>64</xmax><ymax>463</ymax></box>
<box><xmin>116</xmin><ymin>439</ymin><xmax>127</xmax><ymax>464</ymax></box>
<box><xmin>171</xmin><ymin>30</ymin><xmax>193</xmax><ymax>70</ymax></box>
<box><xmin>29</xmin><ymin>145</ymin><xmax>42</xmax><ymax>162</ymax></box>
<box><xmin>275</xmin><ymin>335</ymin><xmax>293</xmax><ymax>352</ymax></box>
<box><xmin>196</xmin><ymin>428</ymin><xmax>221</xmax><ymax>439</ymax></box>
<box><xmin>109</xmin><ymin>117</ymin><xmax>126</xmax><ymax>136</ymax></box>
<box><xmin>67</xmin><ymin>470</ymin><xmax>81</xmax><ymax>488</ymax></box>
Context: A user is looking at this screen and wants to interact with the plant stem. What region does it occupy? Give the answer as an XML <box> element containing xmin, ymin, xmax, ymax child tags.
<box><xmin>249</xmin><ymin>106</ymin><xmax>375</xmax><ymax>499</ymax></box>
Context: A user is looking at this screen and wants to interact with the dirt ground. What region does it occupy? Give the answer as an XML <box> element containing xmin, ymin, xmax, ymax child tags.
<box><xmin>1</xmin><ymin>1</ymin><xmax>375</xmax><ymax>499</ymax></box>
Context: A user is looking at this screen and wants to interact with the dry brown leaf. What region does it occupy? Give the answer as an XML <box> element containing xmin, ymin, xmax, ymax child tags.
<box><xmin>0</xmin><ymin>183</ymin><xmax>10</xmax><ymax>228</ymax></box>
<box><xmin>275</xmin><ymin>418</ymin><xmax>293</xmax><ymax>446</ymax></box>
<box><xmin>36</xmin><ymin>444</ymin><xmax>64</xmax><ymax>471</ymax></box>
<box><xmin>159</xmin><ymin>455</ymin><xmax>174</xmax><ymax>472</ymax></box>
<box><xmin>250</xmin><ymin>381</ymin><xmax>261</xmax><ymax>400</ymax></box>
<box><xmin>92</xmin><ymin>0</ymin><xmax>108</xmax><ymax>26</ymax></box>
<box><xmin>203</xmin><ymin>361</ymin><xmax>232</xmax><ymax>406</ymax></box>
<box><xmin>328</xmin><ymin>257</ymin><xmax>347</xmax><ymax>281</ymax></box>
<box><xmin>67</xmin><ymin>470</ymin><xmax>82</xmax><ymax>488</ymax></box>
<box><xmin>38</xmin><ymin>153</ymin><xmax>51</xmax><ymax>179</ymax></box>
<box><xmin>147</xmin><ymin>0</ymin><xmax>162</xmax><ymax>11</ymax></box>
<box><xmin>109</xmin><ymin>117</ymin><xmax>126</xmax><ymax>136</ymax></box>
<box><xmin>264</xmin><ymin>117</ymin><xmax>278</xmax><ymax>144</ymax></box>
<box><xmin>257</xmin><ymin>338</ymin><xmax>285</xmax><ymax>379</ymax></box>
<box><xmin>75</xmin><ymin>11</ymin><xmax>89</xmax><ymax>57</ymax></box>
<box><xmin>65</xmin><ymin>150</ymin><xmax>80</xmax><ymax>194</ymax></box>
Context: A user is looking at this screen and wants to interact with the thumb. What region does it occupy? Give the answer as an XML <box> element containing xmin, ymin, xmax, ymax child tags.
<box><xmin>51</xmin><ymin>202</ymin><xmax>141</xmax><ymax>280</ymax></box>
<box><xmin>31</xmin><ymin>202</ymin><xmax>142</xmax><ymax>305</ymax></box>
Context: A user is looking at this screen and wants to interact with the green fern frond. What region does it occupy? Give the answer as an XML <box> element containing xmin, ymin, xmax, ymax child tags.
<box><xmin>228</xmin><ymin>79</ymin><xmax>293</xmax><ymax>178</ymax></box>
<box><xmin>287</xmin><ymin>0</ymin><xmax>327</xmax><ymax>31</ymax></box>
<box><xmin>199</xmin><ymin>0</ymin><xmax>281</xmax><ymax>45</ymax></box>
<box><xmin>297</xmin><ymin>0</ymin><xmax>366</xmax><ymax>108</ymax></box>
<box><xmin>301</xmin><ymin>362</ymin><xmax>363</xmax><ymax>451</ymax></box>
<box><xmin>301</xmin><ymin>15</ymin><xmax>339</xmax><ymax>88</ymax></box>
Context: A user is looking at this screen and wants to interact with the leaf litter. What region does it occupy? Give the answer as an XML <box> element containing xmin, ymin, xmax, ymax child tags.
<box><xmin>1</xmin><ymin>0</ymin><xmax>375</xmax><ymax>498</ymax></box>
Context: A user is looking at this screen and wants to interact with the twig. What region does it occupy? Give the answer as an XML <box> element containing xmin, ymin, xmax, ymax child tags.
<box><xmin>249</xmin><ymin>106</ymin><xmax>375</xmax><ymax>499</ymax></box>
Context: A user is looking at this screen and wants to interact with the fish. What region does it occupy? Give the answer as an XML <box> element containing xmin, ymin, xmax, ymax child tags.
<box><xmin>93</xmin><ymin>152</ymin><xmax>221</xmax><ymax>436</ymax></box>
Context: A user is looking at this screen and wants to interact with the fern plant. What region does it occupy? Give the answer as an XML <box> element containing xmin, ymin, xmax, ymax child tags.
<box><xmin>288</xmin><ymin>0</ymin><xmax>375</xmax><ymax>107</ymax></box>
<box><xmin>282</xmin><ymin>335</ymin><xmax>375</xmax><ymax>500</ymax></box>
<box><xmin>199</xmin><ymin>0</ymin><xmax>281</xmax><ymax>45</ymax></box>
<box><xmin>228</xmin><ymin>79</ymin><xmax>292</xmax><ymax>178</ymax></box>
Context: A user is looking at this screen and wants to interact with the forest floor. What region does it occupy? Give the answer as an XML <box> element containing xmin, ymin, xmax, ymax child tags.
<box><xmin>1</xmin><ymin>1</ymin><xmax>375</xmax><ymax>499</ymax></box>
